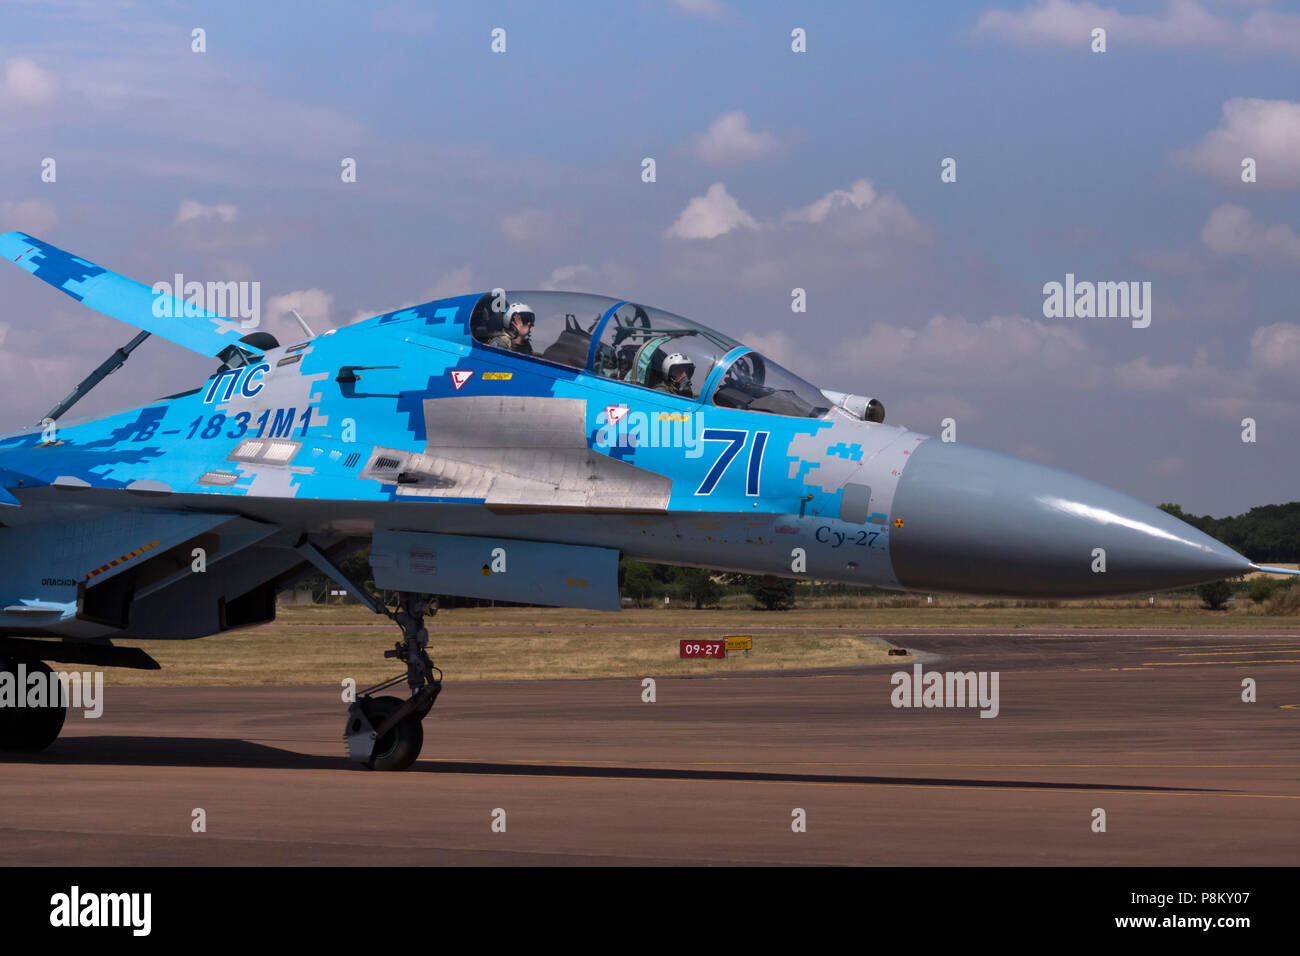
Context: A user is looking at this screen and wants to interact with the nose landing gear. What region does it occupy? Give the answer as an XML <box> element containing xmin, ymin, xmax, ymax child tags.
<box><xmin>294</xmin><ymin>540</ymin><xmax>445</xmax><ymax>772</ymax></box>
<box><xmin>344</xmin><ymin>594</ymin><xmax>442</xmax><ymax>771</ymax></box>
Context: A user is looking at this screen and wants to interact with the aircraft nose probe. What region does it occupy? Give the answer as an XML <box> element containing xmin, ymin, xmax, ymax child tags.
<box><xmin>888</xmin><ymin>439</ymin><xmax>1255</xmax><ymax>597</ymax></box>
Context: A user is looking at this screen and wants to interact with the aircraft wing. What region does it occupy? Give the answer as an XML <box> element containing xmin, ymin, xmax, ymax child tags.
<box><xmin>0</xmin><ymin>231</ymin><xmax>250</xmax><ymax>358</ymax></box>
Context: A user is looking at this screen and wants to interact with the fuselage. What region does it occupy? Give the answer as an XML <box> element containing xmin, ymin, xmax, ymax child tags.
<box><xmin>0</xmin><ymin>289</ymin><xmax>1252</xmax><ymax>640</ymax></box>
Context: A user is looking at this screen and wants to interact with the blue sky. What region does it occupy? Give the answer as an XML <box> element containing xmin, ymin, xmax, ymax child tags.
<box><xmin>2</xmin><ymin>0</ymin><xmax>1299</xmax><ymax>514</ymax></box>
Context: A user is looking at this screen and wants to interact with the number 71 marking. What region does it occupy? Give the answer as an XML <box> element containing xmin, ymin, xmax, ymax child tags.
<box><xmin>695</xmin><ymin>428</ymin><xmax>769</xmax><ymax>496</ymax></box>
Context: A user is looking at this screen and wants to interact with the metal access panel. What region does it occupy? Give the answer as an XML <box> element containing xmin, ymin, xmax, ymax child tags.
<box><xmin>369</xmin><ymin>531</ymin><xmax>621</xmax><ymax>611</ymax></box>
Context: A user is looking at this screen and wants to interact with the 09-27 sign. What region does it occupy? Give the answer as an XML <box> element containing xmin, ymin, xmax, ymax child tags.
<box><xmin>680</xmin><ymin>640</ymin><xmax>726</xmax><ymax>659</ymax></box>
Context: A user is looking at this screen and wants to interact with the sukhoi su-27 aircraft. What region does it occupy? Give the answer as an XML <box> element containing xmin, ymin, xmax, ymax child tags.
<box><xmin>0</xmin><ymin>232</ymin><xmax>1281</xmax><ymax>769</ymax></box>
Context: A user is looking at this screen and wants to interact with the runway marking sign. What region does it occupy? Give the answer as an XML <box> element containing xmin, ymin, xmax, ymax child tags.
<box><xmin>680</xmin><ymin>639</ymin><xmax>725</xmax><ymax>659</ymax></box>
<box><xmin>725</xmin><ymin>635</ymin><xmax>752</xmax><ymax>653</ymax></box>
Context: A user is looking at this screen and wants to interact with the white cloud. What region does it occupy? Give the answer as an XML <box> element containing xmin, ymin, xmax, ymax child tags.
<box><xmin>977</xmin><ymin>0</ymin><xmax>1112</xmax><ymax>46</ymax></box>
<box><xmin>976</xmin><ymin>0</ymin><xmax>1300</xmax><ymax>55</ymax></box>
<box><xmin>667</xmin><ymin>177</ymin><xmax>925</xmax><ymax>247</ymax></box>
<box><xmin>540</xmin><ymin>265</ymin><xmax>594</xmax><ymax>291</ymax></box>
<box><xmin>669</xmin><ymin>0</ymin><xmax>729</xmax><ymax>17</ymax></box>
<box><xmin>728</xmin><ymin>314</ymin><xmax>1102</xmax><ymax>430</ymax></box>
<box><xmin>1108</xmin><ymin>344</ymin><xmax>1300</xmax><ymax>426</ymax></box>
<box><xmin>779</xmin><ymin>180</ymin><xmax>928</xmax><ymax>247</ymax></box>
<box><xmin>690</xmin><ymin>111</ymin><xmax>779</xmax><ymax>165</ymax></box>
<box><xmin>664</xmin><ymin>182</ymin><xmax>760</xmax><ymax>240</ymax></box>
<box><xmin>665</xmin><ymin>177</ymin><xmax>931</xmax><ymax>290</ymax></box>
<box><xmin>1173</xmin><ymin>98</ymin><xmax>1300</xmax><ymax>188</ymax></box>
<box><xmin>175</xmin><ymin>199</ymin><xmax>238</xmax><ymax>225</ymax></box>
<box><xmin>1250</xmin><ymin>322</ymin><xmax>1300</xmax><ymax>373</ymax></box>
<box><xmin>1113</xmin><ymin>355</ymin><xmax>1190</xmax><ymax>391</ymax></box>
<box><xmin>170</xmin><ymin>199</ymin><xmax>260</xmax><ymax>251</ymax></box>
<box><xmin>499</xmin><ymin>208</ymin><xmax>555</xmax><ymax>242</ymax></box>
<box><xmin>1240</xmin><ymin>8</ymin><xmax>1300</xmax><ymax>55</ymax></box>
<box><xmin>264</xmin><ymin>288</ymin><xmax>333</xmax><ymax>338</ymax></box>
<box><xmin>833</xmin><ymin>314</ymin><xmax>1094</xmax><ymax>388</ymax></box>
<box><xmin>538</xmin><ymin>262</ymin><xmax>638</xmax><ymax>294</ymax></box>
<box><xmin>1200</xmin><ymin>203</ymin><xmax>1300</xmax><ymax>262</ymax></box>
<box><xmin>348</xmin><ymin>268</ymin><xmax>473</xmax><ymax>323</ymax></box>
<box><xmin>0</xmin><ymin>348</ymin><xmax>83</xmax><ymax>422</ymax></box>
<box><xmin>0</xmin><ymin>199</ymin><xmax>59</xmax><ymax>234</ymax></box>
<box><xmin>426</xmin><ymin>266</ymin><xmax>473</xmax><ymax>300</ymax></box>
<box><xmin>976</xmin><ymin>1</ymin><xmax>1219</xmax><ymax>46</ymax></box>
<box><xmin>779</xmin><ymin>180</ymin><xmax>929</xmax><ymax>254</ymax></box>
<box><xmin>735</xmin><ymin>328</ymin><xmax>801</xmax><ymax>370</ymax></box>
<box><xmin>887</xmin><ymin>395</ymin><xmax>981</xmax><ymax>434</ymax></box>
<box><xmin>0</xmin><ymin>58</ymin><xmax>58</xmax><ymax>108</ymax></box>
<box><xmin>784</xmin><ymin>179</ymin><xmax>877</xmax><ymax>224</ymax></box>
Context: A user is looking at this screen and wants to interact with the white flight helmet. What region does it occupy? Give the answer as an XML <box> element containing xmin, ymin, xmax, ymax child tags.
<box><xmin>661</xmin><ymin>352</ymin><xmax>694</xmax><ymax>383</ymax></box>
<box><xmin>503</xmin><ymin>303</ymin><xmax>535</xmax><ymax>330</ymax></box>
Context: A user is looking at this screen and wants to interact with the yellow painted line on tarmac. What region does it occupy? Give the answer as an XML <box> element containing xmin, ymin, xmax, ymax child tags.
<box><xmin>1022</xmin><ymin>636</ymin><xmax>1113</xmax><ymax>641</ymax></box>
<box><xmin>1174</xmin><ymin>648</ymin><xmax>1300</xmax><ymax>656</ymax></box>
<box><xmin>1141</xmin><ymin>659</ymin><xmax>1300</xmax><ymax>667</ymax></box>
<box><xmin>1154</xmin><ymin>647</ymin><xmax>1300</xmax><ymax>655</ymax></box>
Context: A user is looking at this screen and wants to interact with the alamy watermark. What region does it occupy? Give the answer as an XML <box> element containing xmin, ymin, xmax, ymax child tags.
<box><xmin>594</xmin><ymin>407</ymin><xmax>705</xmax><ymax>457</ymax></box>
<box><xmin>152</xmin><ymin>273</ymin><xmax>260</xmax><ymax>329</ymax></box>
<box><xmin>0</xmin><ymin>664</ymin><xmax>103</xmax><ymax>718</ymax></box>
<box><xmin>50</xmin><ymin>886</ymin><xmax>150</xmax><ymax>936</ymax></box>
<box><xmin>890</xmin><ymin>662</ymin><xmax>999</xmax><ymax>718</ymax></box>
<box><xmin>1043</xmin><ymin>273</ymin><xmax>1151</xmax><ymax>329</ymax></box>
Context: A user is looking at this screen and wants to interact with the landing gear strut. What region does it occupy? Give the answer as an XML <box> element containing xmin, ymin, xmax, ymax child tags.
<box><xmin>344</xmin><ymin>594</ymin><xmax>442</xmax><ymax>771</ymax></box>
<box><xmin>0</xmin><ymin>658</ymin><xmax>67</xmax><ymax>753</ymax></box>
<box><xmin>294</xmin><ymin>541</ymin><xmax>445</xmax><ymax>771</ymax></box>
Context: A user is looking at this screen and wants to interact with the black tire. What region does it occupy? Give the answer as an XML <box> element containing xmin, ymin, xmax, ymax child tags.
<box><xmin>0</xmin><ymin>659</ymin><xmax>67</xmax><ymax>753</ymax></box>
<box><xmin>361</xmin><ymin>695</ymin><xmax>423</xmax><ymax>771</ymax></box>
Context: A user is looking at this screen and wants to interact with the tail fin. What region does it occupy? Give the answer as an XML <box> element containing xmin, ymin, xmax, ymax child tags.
<box><xmin>1</xmin><ymin>231</ymin><xmax>251</xmax><ymax>357</ymax></box>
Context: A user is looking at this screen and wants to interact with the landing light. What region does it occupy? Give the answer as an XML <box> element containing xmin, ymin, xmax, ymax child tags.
<box><xmin>229</xmin><ymin>438</ymin><xmax>301</xmax><ymax>465</ymax></box>
<box><xmin>263</xmin><ymin>440</ymin><xmax>300</xmax><ymax>463</ymax></box>
<box><xmin>231</xmin><ymin>440</ymin><xmax>264</xmax><ymax>461</ymax></box>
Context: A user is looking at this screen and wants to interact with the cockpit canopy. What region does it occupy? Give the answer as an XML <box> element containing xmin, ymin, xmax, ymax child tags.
<box><xmin>469</xmin><ymin>290</ymin><xmax>833</xmax><ymax>419</ymax></box>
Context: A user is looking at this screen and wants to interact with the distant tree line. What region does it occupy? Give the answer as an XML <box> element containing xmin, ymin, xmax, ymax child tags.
<box><xmin>619</xmin><ymin>561</ymin><xmax>798</xmax><ymax>610</ymax></box>
<box><xmin>1158</xmin><ymin>502</ymin><xmax>1300</xmax><ymax>610</ymax></box>
<box><xmin>1159</xmin><ymin>502</ymin><xmax>1300</xmax><ymax>563</ymax></box>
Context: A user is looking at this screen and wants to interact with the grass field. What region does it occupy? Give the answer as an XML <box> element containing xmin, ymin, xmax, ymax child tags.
<box><xmin>107</xmin><ymin>605</ymin><xmax>908</xmax><ymax>686</ymax></box>
<box><xmin>93</xmin><ymin>597</ymin><xmax>1300</xmax><ymax>687</ymax></box>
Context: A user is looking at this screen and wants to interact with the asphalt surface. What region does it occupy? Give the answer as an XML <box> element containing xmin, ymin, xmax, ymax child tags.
<box><xmin>1</xmin><ymin>627</ymin><xmax>1297</xmax><ymax>865</ymax></box>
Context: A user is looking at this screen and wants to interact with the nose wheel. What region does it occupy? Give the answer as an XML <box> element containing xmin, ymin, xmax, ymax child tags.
<box><xmin>344</xmin><ymin>594</ymin><xmax>442</xmax><ymax>771</ymax></box>
<box><xmin>352</xmin><ymin>694</ymin><xmax>425</xmax><ymax>771</ymax></box>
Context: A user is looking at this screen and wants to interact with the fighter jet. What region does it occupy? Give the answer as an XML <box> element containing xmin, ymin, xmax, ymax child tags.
<box><xmin>0</xmin><ymin>231</ymin><xmax>1280</xmax><ymax>769</ymax></box>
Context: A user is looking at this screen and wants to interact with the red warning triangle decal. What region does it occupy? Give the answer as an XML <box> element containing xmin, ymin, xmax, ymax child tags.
<box><xmin>450</xmin><ymin>370</ymin><xmax>474</xmax><ymax>390</ymax></box>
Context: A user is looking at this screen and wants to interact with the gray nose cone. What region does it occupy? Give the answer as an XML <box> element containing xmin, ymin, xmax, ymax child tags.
<box><xmin>889</xmin><ymin>440</ymin><xmax>1251</xmax><ymax>597</ymax></box>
